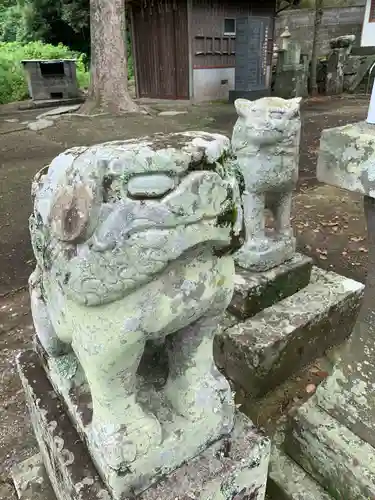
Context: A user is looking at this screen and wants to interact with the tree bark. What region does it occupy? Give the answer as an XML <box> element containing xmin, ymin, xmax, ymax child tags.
<box><xmin>310</xmin><ymin>0</ymin><xmax>323</xmax><ymax>96</ymax></box>
<box><xmin>83</xmin><ymin>0</ymin><xmax>139</xmax><ymax>114</ymax></box>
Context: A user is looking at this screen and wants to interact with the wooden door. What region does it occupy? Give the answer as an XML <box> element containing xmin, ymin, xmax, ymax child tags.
<box><xmin>132</xmin><ymin>0</ymin><xmax>190</xmax><ymax>99</ymax></box>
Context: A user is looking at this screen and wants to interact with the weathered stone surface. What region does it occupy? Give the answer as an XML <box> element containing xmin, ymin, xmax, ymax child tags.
<box><xmin>158</xmin><ymin>110</ymin><xmax>188</xmax><ymax>116</ymax></box>
<box><xmin>232</xmin><ymin>97</ymin><xmax>302</xmax><ymax>272</ymax></box>
<box><xmin>215</xmin><ymin>267</ymin><xmax>363</xmax><ymax>398</ymax></box>
<box><xmin>36</xmin><ymin>104</ymin><xmax>81</xmax><ymax>120</ymax></box>
<box><xmin>17</xmin><ymin>349</ymin><xmax>271</xmax><ymax>500</ymax></box>
<box><xmin>316</xmin><ymin>129</ymin><xmax>375</xmax><ymax>454</ymax></box>
<box><xmin>268</xmin><ymin>446</ymin><xmax>333</xmax><ymax>500</ymax></box>
<box><xmin>11</xmin><ymin>454</ymin><xmax>56</xmax><ymax>500</ymax></box>
<box><xmin>329</xmin><ymin>34</ymin><xmax>355</xmax><ymax>50</ymax></box>
<box><xmin>284</xmin><ymin>397</ymin><xmax>375</xmax><ymax>499</ymax></box>
<box><xmin>229</xmin><ymin>253</ymin><xmax>312</xmax><ymax>320</ymax></box>
<box><xmin>274</xmin><ymin>122</ymin><xmax>375</xmax><ymax>500</ymax></box>
<box><xmin>27</xmin><ymin>118</ymin><xmax>54</xmax><ymax>131</ymax></box>
<box><xmin>17</xmin><ymin>350</ymin><xmax>111</xmax><ymax>500</ymax></box>
<box><xmin>317</xmin><ymin>122</ymin><xmax>375</xmax><ymax>197</ymax></box>
<box><xmin>28</xmin><ymin>131</ymin><xmax>245</xmax><ymax>498</ymax></box>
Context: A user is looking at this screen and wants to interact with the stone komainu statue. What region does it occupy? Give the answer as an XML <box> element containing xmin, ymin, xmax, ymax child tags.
<box><xmin>232</xmin><ymin>96</ymin><xmax>302</xmax><ymax>272</ymax></box>
<box><xmin>29</xmin><ymin>132</ymin><xmax>243</xmax><ymax>487</ymax></box>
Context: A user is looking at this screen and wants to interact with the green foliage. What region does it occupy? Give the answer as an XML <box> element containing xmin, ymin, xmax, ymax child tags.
<box><xmin>0</xmin><ymin>0</ymin><xmax>91</xmax><ymax>53</ymax></box>
<box><xmin>0</xmin><ymin>41</ymin><xmax>89</xmax><ymax>104</ymax></box>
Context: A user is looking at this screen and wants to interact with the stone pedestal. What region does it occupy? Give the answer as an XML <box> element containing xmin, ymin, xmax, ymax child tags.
<box><xmin>228</xmin><ymin>253</ymin><xmax>312</xmax><ymax>320</ymax></box>
<box><xmin>216</xmin><ymin>266</ymin><xmax>363</xmax><ymax>399</ymax></box>
<box><xmin>270</xmin><ymin>121</ymin><xmax>375</xmax><ymax>499</ymax></box>
<box><xmin>16</xmin><ymin>350</ymin><xmax>271</xmax><ymax>500</ymax></box>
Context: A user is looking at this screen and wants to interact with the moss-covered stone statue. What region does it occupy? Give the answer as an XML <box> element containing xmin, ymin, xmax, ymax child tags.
<box><xmin>28</xmin><ymin>131</ymin><xmax>244</xmax><ymax>497</ymax></box>
<box><xmin>232</xmin><ymin>96</ymin><xmax>302</xmax><ymax>272</ymax></box>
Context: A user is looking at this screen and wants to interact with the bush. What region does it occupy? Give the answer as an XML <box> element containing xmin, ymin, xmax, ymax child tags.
<box><xmin>0</xmin><ymin>40</ymin><xmax>89</xmax><ymax>104</ymax></box>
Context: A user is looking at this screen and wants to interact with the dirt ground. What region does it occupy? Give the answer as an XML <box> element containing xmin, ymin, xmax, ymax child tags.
<box><xmin>0</xmin><ymin>95</ymin><xmax>370</xmax><ymax>498</ymax></box>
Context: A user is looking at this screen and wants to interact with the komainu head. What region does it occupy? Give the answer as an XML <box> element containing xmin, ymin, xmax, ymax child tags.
<box><xmin>232</xmin><ymin>97</ymin><xmax>302</xmax><ymax>150</ymax></box>
<box><xmin>30</xmin><ymin>132</ymin><xmax>243</xmax><ymax>307</ymax></box>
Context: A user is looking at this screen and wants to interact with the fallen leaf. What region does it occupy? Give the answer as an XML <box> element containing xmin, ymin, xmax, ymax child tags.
<box><xmin>350</xmin><ymin>236</ymin><xmax>365</xmax><ymax>243</ymax></box>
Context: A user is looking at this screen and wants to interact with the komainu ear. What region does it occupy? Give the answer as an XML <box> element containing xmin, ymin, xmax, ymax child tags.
<box><xmin>234</xmin><ymin>98</ymin><xmax>254</xmax><ymax>118</ymax></box>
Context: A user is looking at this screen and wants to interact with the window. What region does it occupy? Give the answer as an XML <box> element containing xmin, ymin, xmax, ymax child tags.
<box><xmin>369</xmin><ymin>0</ymin><xmax>375</xmax><ymax>22</ymax></box>
<box><xmin>224</xmin><ymin>18</ymin><xmax>236</xmax><ymax>35</ymax></box>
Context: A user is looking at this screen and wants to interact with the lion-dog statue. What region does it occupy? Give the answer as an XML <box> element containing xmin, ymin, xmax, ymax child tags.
<box><xmin>232</xmin><ymin>97</ymin><xmax>302</xmax><ymax>272</ymax></box>
<box><xmin>28</xmin><ymin>131</ymin><xmax>243</xmax><ymax>495</ymax></box>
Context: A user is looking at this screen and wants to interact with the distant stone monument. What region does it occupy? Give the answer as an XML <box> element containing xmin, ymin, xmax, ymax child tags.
<box><xmin>232</xmin><ymin>96</ymin><xmax>302</xmax><ymax>271</ymax></box>
<box><xmin>15</xmin><ymin>131</ymin><xmax>271</xmax><ymax>500</ymax></box>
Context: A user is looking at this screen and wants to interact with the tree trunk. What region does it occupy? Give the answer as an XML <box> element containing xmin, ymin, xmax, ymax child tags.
<box><xmin>310</xmin><ymin>0</ymin><xmax>323</xmax><ymax>96</ymax></box>
<box><xmin>83</xmin><ymin>0</ymin><xmax>139</xmax><ymax>114</ymax></box>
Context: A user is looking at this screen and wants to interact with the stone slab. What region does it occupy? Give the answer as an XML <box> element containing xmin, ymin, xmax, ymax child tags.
<box><xmin>228</xmin><ymin>253</ymin><xmax>312</xmax><ymax>320</ymax></box>
<box><xmin>284</xmin><ymin>397</ymin><xmax>375</xmax><ymax>499</ymax></box>
<box><xmin>36</xmin><ymin>104</ymin><xmax>81</xmax><ymax>119</ymax></box>
<box><xmin>19</xmin><ymin>97</ymin><xmax>84</xmax><ymax>110</ymax></box>
<box><xmin>214</xmin><ymin>267</ymin><xmax>364</xmax><ymax>399</ymax></box>
<box><xmin>317</xmin><ymin>121</ymin><xmax>375</xmax><ymax>197</ymax></box>
<box><xmin>158</xmin><ymin>110</ymin><xmax>188</xmax><ymax>116</ymax></box>
<box><xmin>267</xmin><ymin>446</ymin><xmax>333</xmax><ymax>500</ymax></box>
<box><xmin>27</xmin><ymin>119</ymin><xmax>54</xmax><ymax>131</ymax></box>
<box><xmin>17</xmin><ymin>349</ymin><xmax>271</xmax><ymax>500</ymax></box>
<box><xmin>11</xmin><ymin>454</ymin><xmax>55</xmax><ymax>500</ymax></box>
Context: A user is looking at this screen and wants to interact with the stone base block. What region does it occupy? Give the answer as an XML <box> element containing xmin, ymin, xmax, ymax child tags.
<box><xmin>229</xmin><ymin>253</ymin><xmax>312</xmax><ymax>320</ymax></box>
<box><xmin>284</xmin><ymin>397</ymin><xmax>375</xmax><ymax>499</ymax></box>
<box><xmin>267</xmin><ymin>446</ymin><xmax>333</xmax><ymax>500</ymax></box>
<box><xmin>16</xmin><ymin>349</ymin><xmax>271</xmax><ymax>500</ymax></box>
<box><xmin>214</xmin><ymin>267</ymin><xmax>363</xmax><ymax>398</ymax></box>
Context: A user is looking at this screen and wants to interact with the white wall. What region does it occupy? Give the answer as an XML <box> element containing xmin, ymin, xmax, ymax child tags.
<box><xmin>361</xmin><ymin>0</ymin><xmax>375</xmax><ymax>46</ymax></box>
<box><xmin>192</xmin><ymin>68</ymin><xmax>235</xmax><ymax>102</ymax></box>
